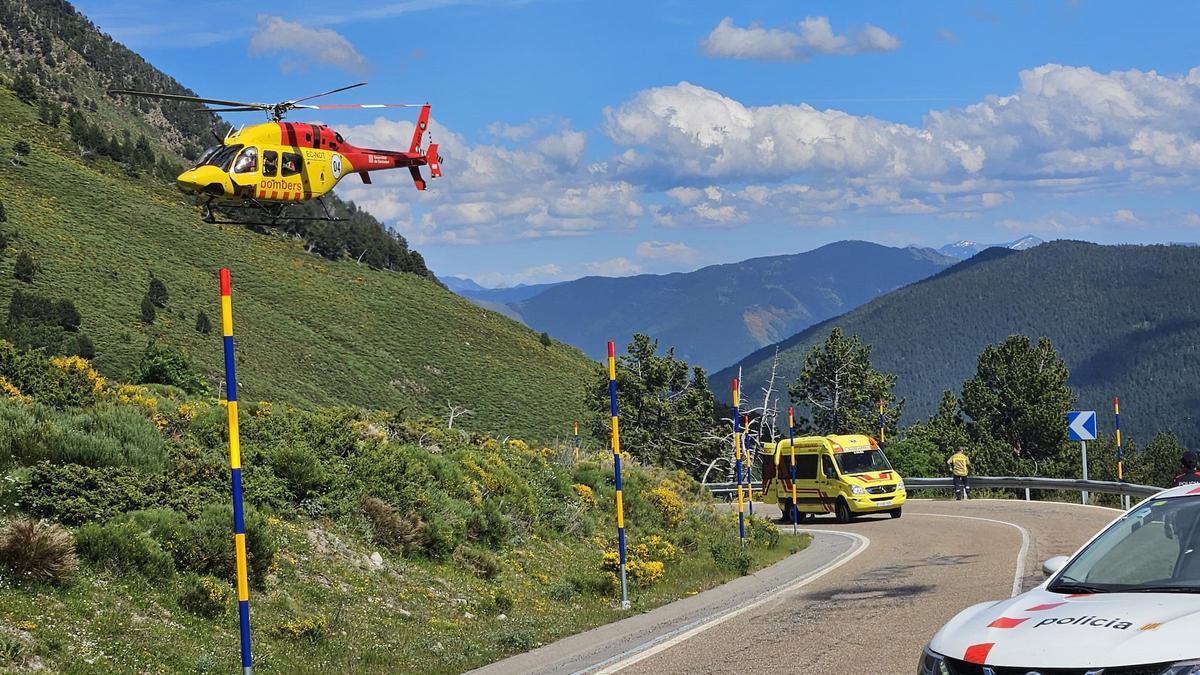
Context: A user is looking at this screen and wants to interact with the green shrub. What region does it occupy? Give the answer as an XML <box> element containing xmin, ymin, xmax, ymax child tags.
<box><xmin>454</xmin><ymin>545</ymin><xmax>500</xmax><ymax>579</ymax></box>
<box><xmin>465</xmin><ymin>499</ymin><xmax>513</xmax><ymax>550</ymax></box>
<box><xmin>709</xmin><ymin>537</ymin><xmax>752</xmax><ymax>575</ymax></box>
<box><xmin>172</xmin><ymin>504</ymin><xmax>276</xmax><ymax>589</ymax></box>
<box><xmin>0</xmin><ymin>399</ymin><xmax>165</xmax><ymax>471</ymax></box>
<box><xmin>0</xmin><ymin>518</ymin><xmax>77</xmax><ymax>584</ymax></box>
<box><xmin>178</xmin><ymin>574</ymin><xmax>230</xmax><ymax>618</ymax></box>
<box><xmin>22</xmin><ymin>463</ymin><xmax>221</xmax><ymax>525</ymax></box>
<box><xmin>747</xmin><ymin>515</ymin><xmax>780</xmax><ymax>549</ymax></box>
<box><xmin>265</xmin><ymin>444</ymin><xmax>328</xmax><ymax>502</ymax></box>
<box><xmin>134</xmin><ymin>340</ymin><xmax>209</xmax><ymax>395</ymax></box>
<box><xmin>76</xmin><ymin>520</ymin><xmax>174</xmax><ymax>580</ymax></box>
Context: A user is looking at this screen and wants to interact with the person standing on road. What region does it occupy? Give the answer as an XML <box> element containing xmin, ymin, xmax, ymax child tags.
<box><xmin>948</xmin><ymin>447</ymin><xmax>971</xmax><ymax>500</ymax></box>
<box><xmin>1172</xmin><ymin>450</ymin><xmax>1200</xmax><ymax>487</ymax></box>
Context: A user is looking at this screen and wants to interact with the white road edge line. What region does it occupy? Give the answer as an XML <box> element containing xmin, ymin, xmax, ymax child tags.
<box><xmin>914</xmin><ymin>513</ymin><xmax>1031</xmax><ymax>597</ymax></box>
<box><xmin>584</xmin><ymin>529</ymin><xmax>870</xmax><ymax>675</ymax></box>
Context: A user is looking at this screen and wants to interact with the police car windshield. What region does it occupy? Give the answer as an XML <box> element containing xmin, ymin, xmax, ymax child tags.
<box><xmin>834</xmin><ymin>449</ymin><xmax>891</xmax><ymax>475</ymax></box>
<box><xmin>1050</xmin><ymin>498</ymin><xmax>1200</xmax><ymax>593</ymax></box>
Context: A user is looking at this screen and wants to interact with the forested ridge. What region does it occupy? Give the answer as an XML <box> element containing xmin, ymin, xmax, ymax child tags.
<box><xmin>718</xmin><ymin>241</ymin><xmax>1200</xmax><ymax>448</ymax></box>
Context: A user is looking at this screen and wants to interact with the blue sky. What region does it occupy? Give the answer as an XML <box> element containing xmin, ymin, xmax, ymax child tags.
<box><xmin>78</xmin><ymin>1</ymin><xmax>1200</xmax><ymax>286</ymax></box>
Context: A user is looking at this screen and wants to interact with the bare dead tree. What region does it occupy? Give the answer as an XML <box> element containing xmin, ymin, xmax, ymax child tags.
<box><xmin>445</xmin><ymin>400</ymin><xmax>474</xmax><ymax>430</ymax></box>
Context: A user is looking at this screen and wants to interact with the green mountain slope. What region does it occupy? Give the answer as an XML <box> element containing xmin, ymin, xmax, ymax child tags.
<box><xmin>715</xmin><ymin>242</ymin><xmax>1200</xmax><ymax>447</ymax></box>
<box><xmin>0</xmin><ymin>42</ymin><xmax>593</xmax><ymax>439</ymax></box>
<box><xmin>515</xmin><ymin>241</ymin><xmax>956</xmax><ymax>371</ymax></box>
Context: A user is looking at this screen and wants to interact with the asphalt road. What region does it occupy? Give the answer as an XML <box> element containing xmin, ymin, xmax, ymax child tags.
<box><xmin>475</xmin><ymin>499</ymin><xmax>1121</xmax><ymax>675</ymax></box>
<box><xmin>616</xmin><ymin>500</ymin><xmax>1118</xmax><ymax>675</ymax></box>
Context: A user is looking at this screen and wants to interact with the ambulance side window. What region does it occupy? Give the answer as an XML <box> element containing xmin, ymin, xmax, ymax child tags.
<box><xmin>821</xmin><ymin>456</ymin><xmax>838</xmax><ymax>479</ymax></box>
<box><xmin>794</xmin><ymin>455</ymin><xmax>818</xmax><ymax>480</ymax></box>
<box><xmin>262</xmin><ymin>150</ymin><xmax>278</xmax><ymax>177</ymax></box>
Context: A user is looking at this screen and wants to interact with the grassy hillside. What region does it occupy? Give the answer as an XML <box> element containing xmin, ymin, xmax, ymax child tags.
<box><xmin>717</xmin><ymin>242</ymin><xmax>1200</xmax><ymax>447</ymax></box>
<box><xmin>0</xmin><ymin>348</ymin><xmax>797</xmax><ymax>673</ymax></box>
<box><xmin>0</xmin><ymin>87</ymin><xmax>594</xmax><ymax>439</ymax></box>
<box><xmin>515</xmin><ymin>241</ymin><xmax>955</xmax><ymax>371</ymax></box>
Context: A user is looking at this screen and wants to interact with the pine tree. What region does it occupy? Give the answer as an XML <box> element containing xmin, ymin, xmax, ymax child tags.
<box><xmin>587</xmin><ymin>334</ymin><xmax>722</xmax><ymax>470</ymax></box>
<box><xmin>961</xmin><ymin>335</ymin><xmax>1074</xmax><ymax>461</ymax></box>
<box><xmin>195</xmin><ymin>310</ymin><xmax>211</xmax><ymax>335</ymax></box>
<box><xmin>14</xmin><ymin>251</ymin><xmax>34</xmax><ymax>283</ymax></box>
<box><xmin>140</xmin><ymin>294</ymin><xmax>156</xmax><ymax>324</ymax></box>
<box><xmin>11</xmin><ymin>73</ymin><xmax>35</xmax><ymax>104</ymax></box>
<box><xmin>539</xmin><ymin>331</ymin><xmax>552</xmax><ymax>348</ymax></box>
<box><xmin>147</xmin><ymin>276</ymin><xmax>168</xmax><ymax>307</ymax></box>
<box><xmin>787</xmin><ymin>327</ymin><xmax>903</xmax><ymax>435</ymax></box>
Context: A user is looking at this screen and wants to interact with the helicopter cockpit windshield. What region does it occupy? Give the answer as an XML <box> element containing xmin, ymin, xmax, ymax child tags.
<box><xmin>193</xmin><ymin>144</ymin><xmax>243</xmax><ymax>172</ymax></box>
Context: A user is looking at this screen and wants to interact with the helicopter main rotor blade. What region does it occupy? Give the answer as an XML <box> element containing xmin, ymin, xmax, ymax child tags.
<box><xmin>200</xmin><ymin>106</ymin><xmax>268</xmax><ymax>113</ymax></box>
<box><xmin>108</xmin><ymin>88</ymin><xmax>261</xmax><ymax>109</ymax></box>
<box><xmin>290</xmin><ymin>82</ymin><xmax>368</xmax><ymax>105</ymax></box>
<box><xmin>297</xmin><ymin>103</ymin><xmax>426</xmax><ymax>110</ymax></box>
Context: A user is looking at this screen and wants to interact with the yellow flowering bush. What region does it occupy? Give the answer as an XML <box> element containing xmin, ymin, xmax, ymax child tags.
<box><xmin>104</xmin><ymin>383</ymin><xmax>159</xmax><ymax>417</ymax></box>
<box><xmin>275</xmin><ymin>613</ymin><xmax>329</xmax><ymax>642</ymax></box>
<box><xmin>0</xmin><ymin>377</ymin><xmax>31</xmax><ymax>403</ymax></box>
<box><xmin>572</xmin><ymin>483</ymin><xmax>596</xmax><ymax>508</ymax></box>
<box><xmin>626</xmin><ymin>559</ymin><xmax>664</xmax><ymax>586</ymax></box>
<box><xmin>49</xmin><ymin>355</ymin><xmax>107</xmax><ymax>393</ymax></box>
<box><xmin>507</xmin><ymin>438</ymin><xmax>529</xmax><ymax>453</ymax></box>
<box><xmin>646</xmin><ymin>485</ymin><xmax>685</xmax><ymax>528</ymax></box>
<box><xmin>642</xmin><ymin>535</ymin><xmax>680</xmax><ymax>563</ymax></box>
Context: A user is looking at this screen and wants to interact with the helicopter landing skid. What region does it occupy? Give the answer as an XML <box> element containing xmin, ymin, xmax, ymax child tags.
<box><xmin>200</xmin><ymin>196</ymin><xmax>345</xmax><ymax>226</ymax></box>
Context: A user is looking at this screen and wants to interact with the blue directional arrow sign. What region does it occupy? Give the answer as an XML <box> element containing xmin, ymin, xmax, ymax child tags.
<box><xmin>1067</xmin><ymin>410</ymin><xmax>1097</xmax><ymax>441</ymax></box>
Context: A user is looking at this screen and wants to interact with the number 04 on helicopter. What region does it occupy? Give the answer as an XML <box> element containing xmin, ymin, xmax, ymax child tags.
<box><xmin>108</xmin><ymin>82</ymin><xmax>442</xmax><ymax>224</ymax></box>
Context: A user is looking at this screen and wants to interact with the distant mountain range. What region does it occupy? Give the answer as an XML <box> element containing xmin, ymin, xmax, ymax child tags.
<box><xmin>497</xmin><ymin>241</ymin><xmax>957</xmax><ymax>369</ymax></box>
<box><xmin>936</xmin><ymin>235</ymin><xmax>1045</xmax><ymax>259</ymax></box>
<box><xmin>716</xmin><ymin>241</ymin><xmax>1200</xmax><ymax>448</ymax></box>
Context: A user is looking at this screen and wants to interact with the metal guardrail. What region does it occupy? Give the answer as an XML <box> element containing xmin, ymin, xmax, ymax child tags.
<box><xmin>702</xmin><ymin>476</ymin><xmax>1162</xmax><ymax>500</ymax></box>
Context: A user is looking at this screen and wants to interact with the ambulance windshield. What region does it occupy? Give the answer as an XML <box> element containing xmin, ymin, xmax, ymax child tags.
<box><xmin>834</xmin><ymin>449</ymin><xmax>892</xmax><ymax>475</ymax></box>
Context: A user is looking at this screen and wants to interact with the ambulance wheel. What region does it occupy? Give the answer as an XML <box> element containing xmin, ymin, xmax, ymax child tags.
<box><xmin>834</xmin><ymin>498</ymin><xmax>853</xmax><ymax>524</ymax></box>
<box><xmin>780</xmin><ymin>499</ymin><xmax>795</xmax><ymax>523</ymax></box>
<box><xmin>889</xmin><ymin>507</ymin><xmax>902</xmax><ymax>519</ymax></box>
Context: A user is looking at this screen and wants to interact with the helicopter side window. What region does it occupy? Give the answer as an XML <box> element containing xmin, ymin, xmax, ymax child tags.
<box><xmin>233</xmin><ymin>147</ymin><xmax>258</xmax><ymax>174</ymax></box>
<box><xmin>262</xmin><ymin>150</ymin><xmax>278</xmax><ymax>177</ymax></box>
<box><xmin>281</xmin><ymin>152</ymin><xmax>302</xmax><ymax>177</ymax></box>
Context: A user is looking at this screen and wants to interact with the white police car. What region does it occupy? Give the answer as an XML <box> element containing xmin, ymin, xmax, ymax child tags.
<box><xmin>922</xmin><ymin>484</ymin><xmax>1200</xmax><ymax>674</ymax></box>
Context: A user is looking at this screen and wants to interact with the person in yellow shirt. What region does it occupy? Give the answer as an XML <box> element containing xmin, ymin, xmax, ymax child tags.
<box><xmin>948</xmin><ymin>447</ymin><xmax>971</xmax><ymax>500</ymax></box>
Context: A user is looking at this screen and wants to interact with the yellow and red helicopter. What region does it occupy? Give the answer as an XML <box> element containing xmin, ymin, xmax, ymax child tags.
<box><xmin>108</xmin><ymin>82</ymin><xmax>442</xmax><ymax>224</ymax></box>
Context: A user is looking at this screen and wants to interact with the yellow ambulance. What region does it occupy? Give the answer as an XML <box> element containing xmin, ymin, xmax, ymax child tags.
<box><xmin>759</xmin><ymin>434</ymin><xmax>906</xmax><ymax>523</ymax></box>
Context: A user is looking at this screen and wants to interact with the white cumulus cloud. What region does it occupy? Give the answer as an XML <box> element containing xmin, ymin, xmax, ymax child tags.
<box><xmin>701</xmin><ymin>16</ymin><xmax>901</xmax><ymax>61</ymax></box>
<box><xmin>635</xmin><ymin>241</ymin><xmax>700</xmax><ymax>262</ymax></box>
<box><xmin>248</xmin><ymin>15</ymin><xmax>369</xmax><ymax>75</ymax></box>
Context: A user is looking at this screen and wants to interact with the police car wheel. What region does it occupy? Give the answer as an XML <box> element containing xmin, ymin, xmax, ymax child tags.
<box><xmin>834</xmin><ymin>498</ymin><xmax>853</xmax><ymax>524</ymax></box>
<box><xmin>889</xmin><ymin>507</ymin><xmax>902</xmax><ymax>519</ymax></box>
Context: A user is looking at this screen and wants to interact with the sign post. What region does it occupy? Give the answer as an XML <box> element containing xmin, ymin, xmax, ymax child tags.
<box><xmin>1067</xmin><ymin>410</ymin><xmax>1097</xmax><ymax>505</ymax></box>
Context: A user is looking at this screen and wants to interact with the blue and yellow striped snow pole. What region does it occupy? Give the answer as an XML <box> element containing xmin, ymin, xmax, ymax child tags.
<box><xmin>607</xmin><ymin>341</ymin><xmax>630</xmax><ymax>609</ymax></box>
<box><xmin>220</xmin><ymin>268</ymin><xmax>253</xmax><ymax>675</ymax></box>
<box><xmin>733</xmin><ymin>378</ymin><xmax>745</xmax><ymax>548</ymax></box>
<box><xmin>744</xmin><ymin>414</ymin><xmax>753</xmax><ymax>515</ymax></box>
<box><xmin>788</xmin><ymin>406</ymin><xmax>798</xmax><ymax>535</ymax></box>
<box><xmin>878</xmin><ymin>399</ymin><xmax>886</xmax><ymax>451</ymax></box>
<box><xmin>573</xmin><ymin>420</ymin><xmax>580</xmax><ymax>461</ymax></box>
